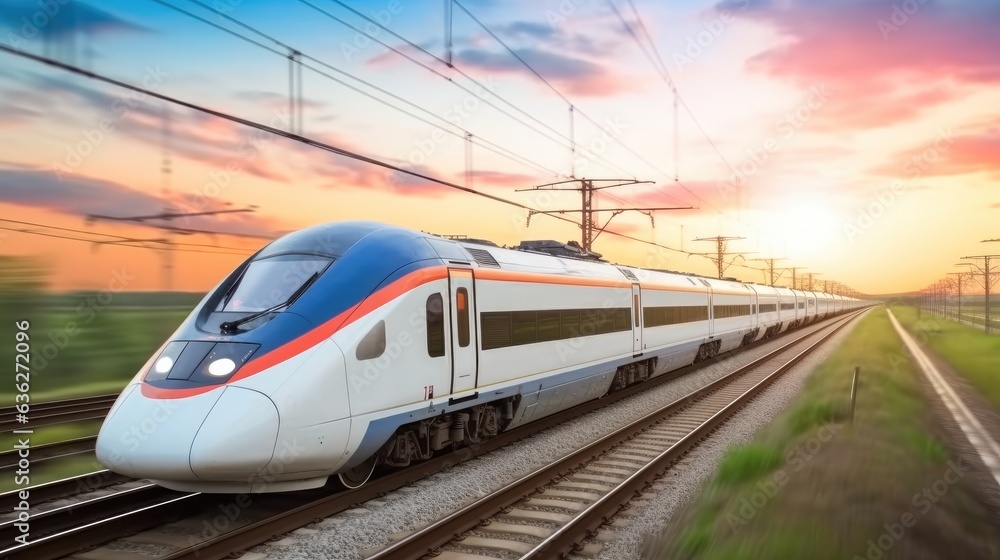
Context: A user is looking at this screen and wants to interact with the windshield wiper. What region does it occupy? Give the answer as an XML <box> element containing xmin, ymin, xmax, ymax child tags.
<box><xmin>220</xmin><ymin>271</ymin><xmax>320</xmax><ymax>333</ymax></box>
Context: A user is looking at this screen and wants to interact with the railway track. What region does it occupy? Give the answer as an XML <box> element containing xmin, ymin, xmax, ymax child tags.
<box><xmin>0</xmin><ymin>312</ymin><xmax>863</xmax><ymax>559</ymax></box>
<box><xmin>1</xmin><ymin>487</ymin><xmax>211</xmax><ymax>560</ymax></box>
<box><xmin>0</xmin><ymin>436</ymin><xmax>97</xmax><ymax>477</ymax></box>
<box><xmin>366</xmin><ymin>310</ymin><xmax>863</xmax><ymax>560</ymax></box>
<box><xmin>0</xmin><ymin>470</ymin><xmax>130</xmax><ymax>513</ymax></box>
<box><xmin>0</xmin><ymin>394</ymin><xmax>117</xmax><ymax>433</ymax></box>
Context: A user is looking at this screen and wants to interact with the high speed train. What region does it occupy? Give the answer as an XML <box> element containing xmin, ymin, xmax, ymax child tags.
<box><xmin>95</xmin><ymin>221</ymin><xmax>863</xmax><ymax>493</ymax></box>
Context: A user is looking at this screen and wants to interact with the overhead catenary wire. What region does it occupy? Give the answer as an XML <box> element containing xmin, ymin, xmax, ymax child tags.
<box><xmin>450</xmin><ymin>0</ymin><xmax>678</xmax><ymax>183</ymax></box>
<box><xmin>608</xmin><ymin>0</ymin><xmax>740</xmax><ymax>184</ymax></box>
<box><xmin>0</xmin><ymin>218</ymin><xmax>258</xmax><ymax>252</ymax></box>
<box><xmin>604</xmin><ymin>1</ymin><xmax>727</xmax><ymax>212</ymax></box>
<box><xmin>288</xmin><ymin>0</ymin><xmax>642</xmax><ymax>179</ymax></box>
<box><xmin>0</xmin><ymin>225</ymin><xmax>254</xmax><ymax>256</ymax></box>
<box><xmin>174</xmin><ymin>0</ymin><xmax>690</xmax><ymax>207</ymax></box>
<box><xmin>175</xmin><ymin>0</ymin><xmax>612</xmax><ymax>174</ymax></box>
<box><xmin>0</xmin><ymin>44</ymin><xmax>763</xmax><ymax>276</ymax></box>
<box><xmin>0</xmin><ymin>45</ymin><xmax>582</xmax><ymax>224</ymax></box>
<box><xmin>153</xmin><ymin>0</ymin><xmax>564</xmax><ymax>179</ymax></box>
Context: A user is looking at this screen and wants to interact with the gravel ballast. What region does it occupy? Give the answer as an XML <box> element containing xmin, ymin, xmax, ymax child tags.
<box><xmin>242</xmin><ymin>315</ymin><xmax>865</xmax><ymax>560</ymax></box>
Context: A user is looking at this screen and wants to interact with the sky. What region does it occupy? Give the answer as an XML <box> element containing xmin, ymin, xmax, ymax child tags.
<box><xmin>0</xmin><ymin>0</ymin><xmax>997</xmax><ymax>295</ymax></box>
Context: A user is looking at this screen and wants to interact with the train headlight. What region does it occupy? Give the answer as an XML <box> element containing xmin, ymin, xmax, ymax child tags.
<box><xmin>144</xmin><ymin>341</ymin><xmax>188</xmax><ymax>382</ymax></box>
<box><xmin>143</xmin><ymin>341</ymin><xmax>258</xmax><ymax>386</ymax></box>
<box><xmin>154</xmin><ymin>356</ymin><xmax>174</xmax><ymax>374</ymax></box>
<box><xmin>207</xmin><ymin>358</ymin><xmax>237</xmax><ymax>377</ymax></box>
<box><xmin>189</xmin><ymin>342</ymin><xmax>260</xmax><ymax>384</ymax></box>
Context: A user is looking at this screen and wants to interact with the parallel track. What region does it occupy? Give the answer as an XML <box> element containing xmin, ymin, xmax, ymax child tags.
<box><xmin>0</xmin><ymin>470</ymin><xmax>130</xmax><ymax>513</ymax></box>
<box><xmin>0</xmin><ymin>436</ymin><xmax>97</xmax><ymax>478</ymax></box>
<box><xmin>0</xmin><ymin>394</ymin><xmax>116</xmax><ymax>433</ymax></box>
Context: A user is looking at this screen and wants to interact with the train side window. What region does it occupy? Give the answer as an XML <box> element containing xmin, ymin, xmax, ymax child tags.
<box><xmin>456</xmin><ymin>288</ymin><xmax>470</xmax><ymax>348</ymax></box>
<box><xmin>426</xmin><ymin>293</ymin><xmax>445</xmax><ymax>357</ymax></box>
<box><xmin>633</xmin><ymin>295</ymin><xmax>640</xmax><ymax>328</ymax></box>
<box><xmin>356</xmin><ymin>320</ymin><xmax>386</xmax><ymax>361</ymax></box>
<box><xmin>614</xmin><ymin>308</ymin><xmax>631</xmax><ymax>331</ymax></box>
<box><xmin>512</xmin><ymin>311</ymin><xmax>537</xmax><ymax>345</ymax></box>
<box><xmin>537</xmin><ymin>310</ymin><xmax>561</xmax><ymax>341</ymax></box>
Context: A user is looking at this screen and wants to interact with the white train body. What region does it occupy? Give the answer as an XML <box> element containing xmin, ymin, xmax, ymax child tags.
<box><xmin>96</xmin><ymin>222</ymin><xmax>863</xmax><ymax>492</ymax></box>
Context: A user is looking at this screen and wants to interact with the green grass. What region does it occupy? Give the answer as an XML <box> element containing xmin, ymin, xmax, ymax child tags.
<box><xmin>891</xmin><ymin>305</ymin><xmax>1000</xmax><ymax>412</ymax></box>
<box><xmin>714</xmin><ymin>444</ymin><xmax>784</xmax><ymax>485</ymax></box>
<box><xmin>643</xmin><ymin>309</ymin><xmax>1000</xmax><ymax>560</ymax></box>
<box><xmin>0</xmin><ymin>420</ymin><xmax>102</xmax><ymax>450</ymax></box>
<box><xmin>0</xmin><ymin>307</ymin><xmax>189</xmax><ymax>406</ymax></box>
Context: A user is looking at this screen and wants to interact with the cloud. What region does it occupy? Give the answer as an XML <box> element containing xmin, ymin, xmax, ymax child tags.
<box><xmin>498</xmin><ymin>21</ymin><xmax>557</xmax><ymax>41</ymax></box>
<box><xmin>0</xmin><ymin>1</ymin><xmax>148</xmax><ymax>39</ymax></box>
<box><xmin>0</xmin><ymin>104</ymin><xmax>41</xmax><ymax>127</ymax></box>
<box><xmin>495</xmin><ymin>21</ymin><xmax>622</xmax><ymax>57</ymax></box>
<box><xmin>721</xmin><ymin>0</ymin><xmax>1000</xmax><ymax>129</ymax></box>
<box><xmin>0</xmin><ymin>72</ymin><xmax>293</xmax><ymax>183</ymax></box>
<box><xmin>456</xmin><ymin>47</ymin><xmax>636</xmax><ymax>96</ymax></box>
<box><xmin>235</xmin><ymin>90</ymin><xmax>326</xmax><ymax>112</ymax></box>
<box><xmin>0</xmin><ymin>163</ymin><xmax>282</xmax><ymax>236</ymax></box>
<box><xmin>0</xmin><ymin>164</ymin><xmax>165</xmax><ymax>216</ymax></box>
<box><xmin>465</xmin><ymin>169</ymin><xmax>537</xmax><ymax>188</ymax></box>
<box><xmin>870</xmin><ymin>131</ymin><xmax>1000</xmax><ymax>179</ymax></box>
<box><xmin>992</xmin><ymin>202</ymin><xmax>1000</xmax><ymax>209</ymax></box>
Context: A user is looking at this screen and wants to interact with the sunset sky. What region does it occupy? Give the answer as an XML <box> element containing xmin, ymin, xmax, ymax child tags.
<box><xmin>0</xmin><ymin>0</ymin><xmax>997</xmax><ymax>295</ymax></box>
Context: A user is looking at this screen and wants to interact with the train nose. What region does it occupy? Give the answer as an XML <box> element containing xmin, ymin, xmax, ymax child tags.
<box><xmin>190</xmin><ymin>387</ymin><xmax>279</xmax><ymax>480</ymax></box>
<box><xmin>96</xmin><ymin>384</ymin><xmax>224</xmax><ymax>479</ymax></box>
<box><xmin>96</xmin><ymin>385</ymin><xmax>279</xmax><ymax>482</ymax></box>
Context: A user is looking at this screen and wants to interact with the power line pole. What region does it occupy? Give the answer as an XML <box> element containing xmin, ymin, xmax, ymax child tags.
<box><xmin>962</xmin><ymin>253</ymin><xmax>1000</xmax><ymax>333</ymax></box>
<box><xmin>803</xmin><ymin>272</ymin><xmax>821</xmax><ymax>291</ymax></box>
<box><xmin>751</xmin><ymin>257</ymin><xmax>785</xmax><ymax>286</ymax></box>
<box><xmin>518</xmin><ymin>178</ymin><xmax>693</xmax><ymax>252</ymax></box>
<box><xmin>781</xmin><ymin>266</ymin><xmax>806</xmax><ymax>289</ymax></box>
<box><xmin>952</xmin><ymin>263</ymin><xmax>975</xmax><ymax>324</ymax></box>
<box><xmin>161</xmin><ymin>104</ymin><xmax>173</xmax><ymax>290</ymax></box>
<box><xmin>692</xmin><ymin>235</ymin><xmax>750</xmax><ymax>279</ymax></box>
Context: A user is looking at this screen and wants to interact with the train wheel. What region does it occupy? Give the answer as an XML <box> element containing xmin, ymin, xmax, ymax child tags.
<box><xmin>338</xmin><ymin>456</ymin><xmax>377</xmax><ymax>489</ymax></box>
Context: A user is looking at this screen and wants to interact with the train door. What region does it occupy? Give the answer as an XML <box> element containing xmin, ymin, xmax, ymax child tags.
<box><xmin>631</xmin><ymin>283</ymin><xmax>643</xmax><ymax>355</ymax></box>
<box><xmin>449</xmin><ymin>269</ymin><xmax>477</xmax><ymax>394</ymax></box>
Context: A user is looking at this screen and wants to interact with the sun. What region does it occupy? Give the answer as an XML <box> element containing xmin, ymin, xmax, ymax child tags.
<box><xmin>754</xmin><ymin>189</ymin><xmax>846</xmax><ymax>260</ymax></box>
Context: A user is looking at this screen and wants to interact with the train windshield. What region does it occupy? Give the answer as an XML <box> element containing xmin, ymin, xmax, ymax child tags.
<box><xmin>219</xmin><ymin>255</ymin><xmax>332</xmax><ymax>313</ymax></box>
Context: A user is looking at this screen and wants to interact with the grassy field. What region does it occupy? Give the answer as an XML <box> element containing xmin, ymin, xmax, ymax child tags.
<box><xmin>1</xmin><ymin>307</ymin><xmax>190</xmax><ymax>405</ymax></box>
<box><xmin>891</xmin><ymin>305</ymin><xmax>1000</xmax><ymax>413</ymax></box>
<box><xmin>643</xmin><ymin>309</ymin><xmax>1000</xmax><ymax>560</ymax></box>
